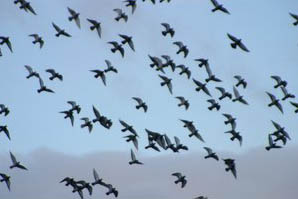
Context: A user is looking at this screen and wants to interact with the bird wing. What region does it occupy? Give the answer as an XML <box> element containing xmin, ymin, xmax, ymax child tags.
<box><xmin>3</xmin><ymin>128</ymin><xmax>10</xmax><ymax>140</ymax></box>
<box><xmin>105</xmin><ymin>60</ymin><xmax>112</xmax><ymax>68</ymax></box>
<box><xmin>207</xmin><ymin>99</ymin><xmax>216</xmax><ymax>105</ymax></box>
<box><xmin>161</xmin><ymin>55</ymin><xmax>171</xmax><ymax>62</ymax></box>
<box><xmin>93</xmin><ymin>168</ymin><xmax>99</xmax><ymax>181</ymax></box>
<box><xmin>92</xmin><ymin>106</ymin><xmax>101</xmax><ymax>118</ymax></box>
<box><xmin>172</xmin><ymin>172</ymin><xmax>182</xmax><ymax>178</ymax></box>
<box><xmin>10</xmin><ymin>152</ymin><xmax>17</xmax><ymax>164</ymax></box>
<box><xmin>290</xmin><ymin>101</ymin><xmax>298</xmax><ymax>108</ymax></box>
<box><xmin>271</xmin><ymin>120</ymin><xmax>281</xmax><ymax>130</ymax></box>
<box><xmin>132</xmin><ymin>97</ymin><xmax>143</xmax><ymax>104</ymax></box>
<box><xmin>113</xmin><ymin>8</ymin><xmax>122</xmax><ymax>15</ymax></box>
<box><xmin>266</xmin><ymin>92</ymin><xmax>276</xmax><ymax>102</ymax></box>
<box><xmin>161</xmin><ymin>23</ymin><xmax>170</xmax><ymax>30</ymax></box>
<box><xmin>38</xmin><ymin>77</ymin><xmax>44</xmax><ymax>87</ymax></box>
<box><xmin>46</xmin><ymin>69</ymin><xmax>56</xmax><ymax>75</ymax></box>
<box><xmin>173</xmin><ymin>41</ymin><xmax>183</xmax><ymax>48</ymax></box>
<box><xmin>289</xmin><ymin>12</ymin><xmax>298</xmax><ymax>20</ymax></box>
<box><xmin>202</xmin><ymin>86</ymin><xmax>212</xmax><ymax>97</ymax></box>
<box><xmin>119</xmin><ymin>120</ymin><xmax>129</xmax><ymax>128</ymax></box>
<box><xmin>276</xmin><ymin>101</ymin><xmax>283</xmax><ymax>113</ymax></box>
<box><xmin>133</xmin><ymin>137</ymin><xmax>138</xmax><ymax>150</ymax></box>
<box><xmin>210</xmin><ymin>0</ymin><xmax>219</xmax><ymax>7</ymax></box>
<box><xmin>174</xmin><ymin>136</ymin><xmax>181</xmax><ymax>145</ymax></box>
<box><xmin>52</xmin><ymin>23</ymin><xmax>61</xmax><ymax>32</ymax></box>
<box><xmin>175</xmin><ymin>96</ymin><xmax>185</xmax><ymax>102</ymax></box>
<box><xmin>29</xmin><ymin>34</ymin><xmax>39</xmax><ymax>40</ymax></box>
<box><xmin>231</xmin><ymin>165</ymin><xmax>237</xmax><ymax>179</ymax></box>
<box><xmin>130</xmin><ymin>149</ymin><xmax>136</xmax><ymax>161</ymax></box>
<box><xmin>227</xmin><ymin>33</ymin><xmax>237</xmax><ymax>42</ymax></box>
<box><xmin>128</xmin><ymin>40</ymin><xmax>135</xmax><ymax>51</ymax></box>
<box><xmin>67</xmin><ymin>101</ymin><xmax>77</xmax><ymax>108</ymax></box>
<box><xmin>268</xmin><ymin>134</ymin><xmax>274</xmax><ymax>146</ymax></box>
<box><xmin>24</xmin><ymin>65</ymin><xmax>34</xmax><ymax>74</ymax></box>
<box><xmin>194</xmin><ymin>132</ymin><xmax>205</xmax><ymax>142</ymax></box>
<box><xmin>238</xmin><ymin>41</ymin><xmax>249</xmax><ymax>52</ymax></box>
<box><xmin>67</xmin><ymin>7</ymin><xmax>76</xmax><ymax>16</ymax></box>
<box><xmin>101</xmin><ymin>73</ymin><xmax>106</xmax><ymax>86</ymax></box>
<box><xmin>281</xmin><ymin>86</ymin><xmax>288</xmax><ymax>95</ymax></box>
<box><xmin>158</xmin><ymin>75</ymin><xmax>169</xmax><ymax>82</ymax></box>
<box><xmin>193</xmin><ymin>78</ymin><xmax>203</xmax><ymax>87</ymax></box>
<box><xmin>216</xmin><ymin>87</ymin><xmax>225</xmax><ymax>94</ymax></box>
<box><xmin>270</xmin><ymin>75</ymin><xmax>281</xmax><ymax>84</ymax></box>
<box><xmin>203</xmin><ymin>147</ymin><xmax>213</xmax><ymax>155</ymax></box>
<box><xmin>233</xmin><ymin>86</ymin><xmax>240</xmax><ymax>98</ymax></box>
<box><xmin>234</xmin><ymin>75</ymin><xmax>242</xmax><ymax>81</ymax></box>
<box><xmin>61</xmin><ymin>31</ymin><xmax>71</xmax><ymax>37</ymax></box>
<box><xmin>205</xmin><ymin>64</ymin><xmax>213</xmax><ymax>77</ymax></box>
<box><xmin>167</xmin><ymin>81</ymin><xmax>173</xmax><ymax>94</ymax></box>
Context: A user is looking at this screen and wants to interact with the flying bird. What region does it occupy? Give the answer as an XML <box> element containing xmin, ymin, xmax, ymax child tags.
<box><xmin>0</xmin><ymin>173</ymin><xmax>11</xmax><ymax>191</ymax></box>
<box><xmin>60</xmin><ymin>110</ymin><xmax>74</xmax><ymax>126</ymax></box>
<box><xmin>145</xmin><ymin>139</ymin><xmax>160</xmax><ymax>152</ymax></box>
<box><xmin>46</xmin><ymin>69</ymin><xmax>63</xmax><ymax>81</ymax></box>
<box><xmin>290</xmin><ymin>101</ymin><xmax>298</xmax><ymax>113</ymax></box>
<box><xmin>24</xmin><ymin>65</ymin><xmax>39</xmax><ymax>79</ymax></box>
<box><xmin>107</xmin><ymin>41</ymin><xmax>124</xmax><ymax>57</ymax></box>
<box><xmin>265</xmin><ymin>134</ymin><xmax>282</xmax><ymax>151</ymax></box>
<box><xmin>91</xmin><ymin>168</ymin><xmax>104</xmax><ymax>186</ymax></box>
<box><xmin>68</xmin><ymin>101</ymin><xmax>81</xmax><ymax>114</ymax></box>
<box><xmin>132</xmin><ymin>97</ymin><xmax>148</xmax><ymax>112</ymax></box>
<box><xmin>67</xmin><ymin>7</ymin><xmax>81</xmax><ymax>29</ymax></box>
<box><xmin>113</xmin><ymin>9</ymin><xmax>128</xmax><ymax>22</ymax></box>
<box><xmin>271</xmin><ymin>120</ymin><xmax>291</xmax><ymax>140</ymax></box>
<box><xmin>232</xmin><ymin>86</ymin><xmax>248</xmax><ymax>105</ymax></box>
<box><xmin>195</xmin><ymin>58</ymin><xmax>209</xmax><ymax>68</ymax></box>
<box><xmin>271</xmin><ymin>76</ymin><xmax>287</xmax><ymax>88</ymax></box>
<box><xmin>176</xmin><ymin>65</ymin><xmax>191</xmax><ymax>79</ymax></box>
<box><xmin>159</xmin><ymin>75</ymin><xmax>173</xmax><ymax>94</ymax></box>
<box><xmin>124</xmin><ymin>0</ymin><xmax>137</xmax><ymax>14</ymax></box>
<box><xmin>225</xmin><ymin>130</ymin><xmax>243</xmax><ymax>146</ymax></box>
<box><xmin>80</xmin><ymin>117</ymin><xmax>93</xmax><ymax>133</ymax></box>
<box><xmin>205</xmin><ymin>64</ymin><xmax>221</xmax><ymax>83</ymax></box>
<box><xmin>37</xmin><ymin>77</ymin><xmax>54</xmax><ymax>93</ymax></box>
<box><xmin>207</xmin><ymin>99</ymin><xmax>220</xmax><ymax>111</ymax></box>
<box><xmin>173</xmin><ymin>41</ymin><xmax>189</xmax><ymax>58</ymax></box>
<box><xmin>0</xmin><ymin>37</ymin><xmax>13</xmax><ymax>53</ymax></box>
<box><xmin>119</xmin><ymin>34</ymin><xmax>135</xmax><ymax>51</ymax></box>
<box><xmin>281</xmin><ymin>86</ymin><xmax>295</xmax><ymax>101</ymax></box>
<box><xmin>148</xmin><ymin>55</ymin><xmax>164</xmax><ymax>73</ymax></box>
<box><xmin>203</xmin><ymin>147</ymin><xmax>219</xmax><ymax>161</ymax></box>
<box><xmin>9</xmin><ymin>151</ymin><xmax>28</xmax><ymax>170</ymax></box>
<box><xmin>175</xmin><ymin>96</ymin><xmax>190</xmax><ymax>110</ymax></box>
<box><xmin>174</xmin><ymin>136</ymin><xmax>188</xmax><ymax>152</ymax></box>
<box><xmin>216</xmin><ymin>87</ymin><xmax>232</xmax><ymax>100</ymax></box>
<box><xmin>101</xmin><ymin>183</ymin><xmax>118</xmax><ymax>197</ymax></box>
<box><xmin>104</xmin><ymin>60</ymin><xmax>118</xmax><ymax>73</ymax></box>
<box><xmin>129</xmin><ymin>149</ymin><xmax>143</xmax><ymax>165</ymax></box>
<box><xmin>161</xmin><ymin>55</ymin><xmax>176</xmax><ymax>72</ymax></box>
<box><xmin>222</xmin><ymin>113</ymin><xmax>237</xmax><ymax>130</ymax></box>
<box><xmin>92</xmin><ymin>106</ymin><xmax>112</xmax><ymax>129</ymax></box>
<box><xmin>223</xmin><ymin>158</ymin><xmax>237</xmax><ymax>179</ymax></box>
<box><xmin>119</xmin><ymin>120</ymin><xmax>138</xmax><ymax>136</ymax></box>
<box><xmin>124</xmin><ymin>135</ymin><xmax>139</xmax><ymax>150</ymax></box>
<box><xmin>227</xmin><ymin>33</ymin><xmax>249</xmax><ymax>52</ymax></box>
<box><xmin>52</xmin><ymin>23</ymin><xmax>71</xmax><ymax>37</ymax></box>
<box><xmin>172</xmin><ymin>172</ymin><xmax>187</xmax><ymax>188</ymax></box>
<box><xmin>0</xmin><ymin>104</ymin><xmax>10</xmax><ymax>116</ymax></box>
<box><xmin>266</xmin><ymin>92</ymin><xmax>283</xmax><ymax>113</ymax></box>
<box><xmin>0</xmin><ymin>125</ymin><xmax>11</xmax><ymax>140</ymax></box>
<box><xmin>289</xmin><ymin>12</ymin><xmax>298</xmax><ymax>26</ymax></box>
<box><xmin>234</xmin><ymin>75</ymin><xmax>247</xmax><ymax>88</ymax></box>
<box><xmin>180</xmin><ymin>119</ymin><xmax>205</xmax><ymax>142</ymax></box>
<box><xmin>161</xmin><ymin>23</ymin><xmax>175</xmax><ymax>37</ymax></box>
<box><xmin>29</xmin><ymin>34</ymin><xmax>44</xmax><ymax>48</ymax></box>
<box><xmin>193</xmin><ymin>78</ymin><xmax>212</xmax><ymax>96</ymax></box>
<box><xmin>87</xmin><ymin>18</ymin><xmax>102</xmax><ymax>38</ymax></box>
<box><xmin>90</xmin><ymin>69</ymin><xmax>106</xmax><ymax>86</ymax></box>
<box><xmin>19</xmin><ymin>1</ymin><xmax>37</xmax><ymax>15</ymax></box>
<box><xmin>210</xmin><ymin>0</ymin><xmax>230</xmax><ymax>14</ymax></box>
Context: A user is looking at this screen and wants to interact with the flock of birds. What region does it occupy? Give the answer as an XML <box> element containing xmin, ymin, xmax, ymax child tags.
<box><xmin>0</xmin><ymin>0</ymin><xmax>297</xmax><ymax>199</ymax></box>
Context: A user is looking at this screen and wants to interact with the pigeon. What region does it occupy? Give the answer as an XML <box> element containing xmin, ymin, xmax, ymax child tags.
<box><xmin>290</xmin><ymin>101</ymin><xmax>298</xmax><ymax>113</ymax></box>
<box><xmin>164</xmin><ymin>134</ymin><xmax>177</xmax><ymax>152</ymax></box>
<box><xmin>146</xmin><ymin>129</ymin><xmax>166</xmax><ymax>150</ymax></box>
<box><xmin>9</xmin><ymin>151</ymin><xmax>28</xmax><ymax>170</ymax></box>
<box><xmin>124</xmin><ymin>0</ymin><xmax>137</xmax><ymax>14</ymax></box>
<box><xmin>148</xmin><ymin>55</ymin><xmax>164</xmax><ymax>73</ymax></box>
<box><xmin>72</xmin><ymin>181</ymin><xmax>92</xmax><ymax>198</ymax></box>
<box><xmin>223</xmin><ymin>158</ymin><xmax>237</xmax><ymax>179</ymax></box>
<box><xmin>207</xmin><ymin>99</ymin><xmax>220</xmax><ymax>111</ymax></box>
<box><xmin>104</xmin><ymin>60</ymin><xmax>118</xmax><ymax>73</ymax></box>
<box><xmin>161</xmin><ymin>55</ymin><xmax>176</xmax><ymax>72</ymax></box>
<box><xmin>176</xmin><ymin>65</ymin><xmax>191</xmax><ymax>79</ymax></box>
<box><xmin>205</xmin><ymin>64</ymin><xmax>221</xmax><ymax>82</ymax></box>
<box><xmin>271</xmin><ymin>120</ymin><xmax>291</xmax><ymax>140</ymax></box>
<box><xmin>107</xmin><ymin>41</ymin><xmax>124</xmax><ymax>57</ymax></box>
<box><xmin>222</xmin><ymin>114</ymin><xmax>236</xmax><ymax>130</ymax></box>
<box><xmin>24</xmin><ymin>65</ymin><xmax>40</xmax><ymax>79</ymax></box>
<box><xmin>175</xmin><ymin>96</ymin><xmax>190</xmax><ymax>110</ymax></box>
<box><xmin>67</xmin><ymin>101</ymin><xmax>81</xmax><ymax>114</ymax></box>
<box><xmin>225</xmin><ymin>130</ymin><xmax>243</xmax><ymax>146</ymax></box>
<box><xmin>232</xmin><ymin>86</ymin><xmax>248</xmax><ymax>105</ymax></box>
<box><xmin>52</xmin><ymin>23</ymin><xmax>71</xmax><ymax>37</ymax></box>
<box><xmin>87</xmin><ymin>18</ymin><xmax>102</xmax><ymax>38</ymax></box>
<box><xmin>145</xmin><ymin>139</ymin><xmax>160</xmax><ymax>152</ymax></box>
<box><xmin>142</xmin><ymin>0</ymin><xmax>156</xmax><ymax>4</ymax></box>
<box><xmin>0</xmin><ymin>37</ymin><xmax>13</xmax><ymax>53</ymax></box>
<box><xmin>60</xmin><ymin>110</ymin><xmax>74</xmax><ymax>126</ymax></box>
<box><xmin>91</xmin><ymin>168</ymin><xmax>104</xmax><ymax>186</ymax></box>
<box><xmin>174</xmin><ymin>136</ymin><xmax>188</xmax><ymax>152</ymax></box>
<box><xmin>124</xmin><ymin>135</ymin><xmax>139</xmax><ymax>150</ymax></box>
<box><xmin>173</xmin><ymin>41</ymin><xmax>189</xmax><ymax>58</ymax></box>
<box><xmin>216</xmin><ymin>87</ymin><xmax>232</xmax><ymax>100</ymax></box>
<box><xmin>0</xmin><ymin>104</ymin><xmax>10</xmax><ymax>116</ymax></box>
<box><xmin>281</xmin><ymin>86</ymin><xmax>295</xmax><ymax>101</ymax></box>
<box><xmin>67</xmin><ymin>7</ymin><xmax>80</xmax><ymax>29</ymax></box>
<box><xmin>119</xmin><ymin>120</ymin><xmax>138</xmax><ymax>136</ymax></box>
<box><xmin>265</xmin><ymin>134</ymin><xmax>282</xmax><ymax>151</ymax></box>
<box><xmin>46</xmin><ymin>69</ymin><xmax>63</xmax><ymax>81</ymax></box>
<box><xmin>37</xmin><ymin>77</ymin><xmax>54</xmax><ymax>93</ymax></box>
<box><xmin>0</xmin><ymin>125</ymin><xmax>11</xmax><ymax>140</ymax></box>
<box><xmin>159</xmin><ymin>75</ymin><xmax>173</xmax><ymax>94</ymax></box>
<box><xmin>129</xmin><ymin>149</ymin><xmax>143</xmax><ymax>165</ymax></box>
<box><xmin>90</xmin><ymin>69</ymin><xmax>106</xmax><ymax>86</ymax></box>
<box><xmin>60</xmin><ymin>177</ymin><xmax>77</xmax><ymax>187</ymax></box>
<box><xmin>29</xmin><ymin>34</ymin><xmax>44</xmax><ymax>48</ymax></box>
<box><xmin>161</xmin><ymin>23</ymin><xmax>175</xmax><ymax>37</ymax></box>
<box><xmin>289</xmin><ymin>12</ymin><xmax>298</xmax><ymax>26</ymax></box>
<box><xmin>203</xmin><ymin>147</ymin><xmax>219</xmax><ymax>161</ymax></box>
<box><xmin>160</xmin><ymin>0</ymin><xmax>171</xmax><ymax>3</ymax></box>
<box><xmin>81</xmin><ymin>117</ymin><xmax>93</xmax><ymax>133</ymax></box>
<box><xmin>210</xmin><ymin>0</ymin><xmax>230</xmax><ymax>14</ymax></box>
<box><xmin>195</xmin><ymin>58</ymin><xmax>209</xmax><ymax>68</ymax></box>
<box><xmin>113</xmin><ymin>9</ymin><xmax>128</xmax><ymax>22</ymax></box>
<box><xmin>101</xmin><ymin>183</ymin><xmax>118</xmax><ymax>197</ymax></box>
<box><xmin>266</xmin><ymin>92</ymin><xmax>283</xmax><ymax>113</ymax></box>
<box><xmin>119</xmin><ymin>34</ymin><xmax>135</xmax><ymax>51</ymax></box>
<box><xmin>271</xmin><ymin>132</ymin><xmax>288</xmax><ymax>146</ymax></box>
<box><xmin>0</xmin><ymin>173</ymin><xmax>11</xmax><ymax>191</ymax></box>
<box><xmin>234</xmin><ymin>75</ymin><xmax>247</xmax><ymax>88</ymax></box>
<box><xmin>19</xmin><ymin>1</ymin><xmax>36</xmax><ymax>15</ymax></box>
<box><xmin>180</xmin><ymin>119</ymin><xmax>205</xmax><ymax>142</ymax></box>
<box><xmin>193</xmin><ymin>78</ymin><xmax>212</xmax><ymax>96</ymax></box>
<box><xmin>172</xmin><ymin>172</ymin><xmax>187</xmax><ymax>188</ymax></box>
<box><xmin>227</xmin><ymin>33</ymin><xmax>249</xmax><ymax>52</ymax></box>
<box><xmin>92</xmin><ymin>106</ymin><xmax>112</xmax><ymax>129</ymax></box>
<box><xmin>271</xmin><ymin>76</ymin><xmax>287</xmax><ymax>88</ymax></box>
<box><xmin>132</xmin><ymin>97</ymin><xmax>148</xmax><ymax>112</ymax></box>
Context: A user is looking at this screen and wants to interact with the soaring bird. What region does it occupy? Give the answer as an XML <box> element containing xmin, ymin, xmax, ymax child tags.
<box><xmin>175</xmin><ymin>96</ymin><xmax>190</xmax><ymax>110</ymax></box>
<box><xmin>159</xmin><ymin>75</ymin><xmax>173</xmax><ymax>94</ymax></box>
<box><xmin>207</xmin><ymin>99</ymin><xmax>220</xmax><ymax>111</ymax></box>
<box><xmin>173</xmin><ymin>41</ymin><xmax>189</xmax><ymax>58</ymax></box>
<box><xmin>81</xmin><ymin>117</ymin><xmax>93</xmax><ymax>133</ymax></box>
<box><xmin>266</xmin><ymin>92</ymin><xmax>283</xmax><ymax>113</ymax></box>
<box><xmin>90</xmin><ymin>69</ymin><xmax>106</xmax><ymax>86</ymax></box>
<box><xmin>52</xmin><ymin>23</ymin><xmax>71</xmax><ymax>37</ymax></box>
<box><xmin>205</xmin><ymin>64</ymin><xmax>221</xmax><ymax>83</ymax></box>
<box><xmin>60</xmin><ymin>110</ymin><xmax>74</xmax><ymax>126</ymax></box>
<box><xmin>19</xmin><ymin>1</ymin><xmax>37</xmax><ymax>15</ymax></box>
<box><xmin>119</xmin><ymin>120</ymin><xmax>138</xmax><ymax>136</ymax></box>
<box><xmin>271</xmin><ymin>76</ymin><xmax>287</xmax><ymax>88</ymax></box>
<box><xmin>37</xmin><ymin>77</ymin><xmax>54</xmax><ymax>93</ymax></box>
<box><xmin>29</xmin><ymin>34</ymin><xmax>44</xmax><ymax>48</ymax></box>
<box><xmin>195</xmin><ymin>58</ymin><xmax>209</xmax><ymax>68</ymax></box>
<box><xmin>113</xmin><ymin>9</ymin><xmax>128</xmax><ymax>22</ymax></box>
<box><xmin>9</xmin><ymin>151</ymin><xmax>28</xmax><ymax>170</ymax></box>
<box><xmin>107</xmin><ymin>41</ymin><xmax>124</xmax><ymax>57</ymax></box>
<box><xmin>67</xmin><ymin>7</ymin><xmax>80</xmax><ymax>29</ymax></box>
<box><xmin>124</xmin><ymin>135</ymin><xmax>139</xmax><ymax>150</ymax></box>
<box><xmin>172</xmin><ymin>172</ymin><xmax>187</xmax><ymax>188</ymax></box>
<box><xmin>87</xmin><ymin>18</ymin><xmax>102</xmax><ymax>38</ymax></box>
<box><xmin>161</xmin><ymin>55</ymin><xmax>176</xmax><ymax>72</ymax></box>
<box><xmin>216</xmin><ymin>87</ymin><xmax>232</xmax><ymax>100</ymax></box>
<box><xmin>0</xmin><ymin>104</ymin><xmax>10</xmax><ymax>116</ymax></box>
<box><xmin>193</xmin><ymin>78</ymin><xmax>212</xmax><ymax>96</ymax></box>
<box><xmin>101</xmin><ymin>183</ymin><xmax>118</xmax><ymax>197</ymax></box>
<box><xmin>176</xmin><ymin>65</ymin><xmax>191</xmax><ymax>79</ymax></box>
<box><xmin>124</xmin><ymin>0</ymin><xmax>137</xmax><ymax>14</ymax></box>
<box><xmin>119</xmin><ymin>34</ymin><xmax>135</xmax><ymax>51</ymax></box>
<box><xmin>46</xmin><ymin>69</ymin><xmax>63</xmax><ymax>81</ymax></box>
<box><xmin>24</xmin><ymin>65</ymin><xmax>39</xmax><ymax>79</ymax></box>
<box><xmin>222</xmin><ymin>114</ymin><xmax>237</xmax><ymax>130</ymax></box>
<box><xmin>68</xmin><ymin>101</ymin><xmax>81</xmax><ymax>114</ymax></box>
<box><xmin>223</xmin><ymin>158</ymin><xmax>237</xmax><ymax>179</ymax></box>
<box><xmin>234</xmin><ymin>75</ymin><xmax>247</xmax><ymax>88</ymax></box>
<box><xmin>104</xmin><ymin>60</ymin><xmax>118</xmax><ymax>73</ymax></box>
<box><xmin>91</xmin><ymin>168</ymin><xmax>104</xmax><ymax>186</ymax></box>
<box><xmin>281</xmin><ymin>86</ymin><xmax>295</xmax><ymax>101</ymax></box>
<box><xmin>265</xmin><ymin>134</ymin><xmax>282</xmax><ymax>151</ymax></box>
<box><xmin>0</xmin><ymin>173</ymin><xmax>11</xmax><ymax>191</ymax></box>
<box><xmin>232</xmin><ymin>86</ymin><xmax>248</xmax><ymax>105</ymax></box>
<box><xmin>225</xmin><ymin>130</ymin><xmax>243</xmax><ymax>146</ymax></box>
<box><xmin>0</xmin><ymin>125</ymin><xmax>11</xmax><ymax>140</ymax></box>
<box><xmin>0</xmin><ymin>37</ymin><xmax>13</xmax><ymax>53</ymax></box>
<box><xmin>210</xmin><ymin>0</ymin><xmax>230</xmax><ymax>14</ymax></box>
<box><xmin>290</xmin><ymin>101</ymin><xmax>298</xmax><ymax>113</ymax></box>
<box><xmin>227</xmin><ymin>33</ymin><xmax>249</xmax><ymax>52</ymax></box>
<box><xmin>289</xmin><ymin>12</ymin><xmax>298</xmax><ymax>26</ymax></box>
<box><xmin>203</xmin><ymin>147</ymin><xmax>219</xmax><ymax>161</ymax></box>
<box><xmin>161</xmin><ymin>23</ymin><xmax>175</xmax><ymax>37</ymax></box>
<box><xmin>132</xmin><ymin>97</ymin><xmax>148</xmax><ymax>112</ymax></box>
<box><xmin>129</xmin><ymin>149</ymin><xmax>143</xmax><ymax>165</ymax></box>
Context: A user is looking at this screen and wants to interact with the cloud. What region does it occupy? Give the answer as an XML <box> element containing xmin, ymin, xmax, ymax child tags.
<box><xmin>0</xmin><ymin>146</ymin><xmax>297</xmax><ymax>199</ymax></box>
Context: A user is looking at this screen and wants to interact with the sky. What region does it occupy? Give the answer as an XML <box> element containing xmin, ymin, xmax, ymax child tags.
<box><xmin>0</xmin><ymin>0</ymin><xmax>298</xmax><ymax>198</ymax></box>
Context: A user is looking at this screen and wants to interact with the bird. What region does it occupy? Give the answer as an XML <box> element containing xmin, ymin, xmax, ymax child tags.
<box><xmin>0</xmin><ymin>37</ymin><xmax>13</xmax><ymax>53</ymax></box>
<box><xmin>174</xmin><ymin>136</ymin><xmax>188</xmax><ymax>152</ymax></box>
<box><xmin>175</xmin><ymin>96</ymin><xmax>190</xmax><ymax>110</ymax></box>
<box><xmin>0</xmin><ymin>173</ymin><xmax>11</xmax><ymax>191</ymax></box>
<box><xmin>271</xmin><ymin>120</ymin><xmax>291</xmax><ymax>140</ymax></box>
<box><xmin>160</xmin><ymin>0</ymin><xmax>171</xmax><ymax>3</ymax></box>
<box><xmin>203</xmin><ymin>147</ymin><xmax>219</xmax><ymax>161</ymax></box>
<box><xmin>124</xmin><ymin>0</ymin><xmax>137</xmax><ymax>14</ymax></box>
<box><xmin>0</xmin><ymin>104</ymin><xmax>10</xmax><ymax>116</ymax></box>
<box><xmin>205</xmin><ymin>64</ymin><xmax>221</xmax><ymax>83</ymax></box>
<box><xmin>119</xmin><ymin>120</ymin><xmax>138</xmax><ymax>136</ymax></box>
<box><xmin>72</xmin><ymin>181</ymin><xmax>92</xmax><ymax>199</ymax></box>
<box><xmin>104</xmin><ymin>60</ymin><xmax>118</xmax><ymax>73</ymax></box>
<box><xmin>194</xmin><ymin>196</ymin><xmax>208</xmax><ymax>199</ymax></box>
<box><xmin>207</xmin><ymin>99</ymin><xmax>220</xmax><ymax>111</ymax></box>
<box><xmin>52</xmin><ymin>23</ymin><xmax>71</xmax><ymax>37</ymax></box>
<box><xmin>172</xmin><ymin>172</ymin><xmax>187</xmax><ymax>188</ymax></box>
<box><xmin>101</xmin><ymin>183</ymin><xmax>118</xmax><ymax>197</ymax></box>
<box><xmin>232</xmin><ymin>86</ymin><xmax>248</xmax><ymax>105</ymax></box>
<box><xmin>290</xmin><ymin>101</ymin><xmax>298</xmax><ymax>113</ymax></box>
<box><xmin>146</xmin><ymin>129</ymin><xmax>166</xmax><ymax>150</ymax></box>
<box><xmin>91</xmin><ymin>168</ymin><xmax>104</xmax><ymax>186</ymax></box>
<box><xmin>67</xmin><ymin>7</ymin><xmax>80</xmax><ymax>29</ymax></box>
<box><xmin>124</xmin><ymin>135</ymin><xmax>139</xmax><ymax>150</ymax></box>
<box><xmin>281</xmin><ymin>86</ymin><xmax>295</xmax><ymax>101</ymax></box>
<box><xmin>195</xmin><ymin>58</ymin><xmax>209</xmax><ymax>68</ymax></box>
<box><xmin>176</xmin><ymin>65</ymin><xmax>191</xmax><ymax>79</ymax></box>
<box><xmin>223</xmin><ymin>158</ymin><xmax>237</xmax><ymax>179</ymax></box>
<box><xmin>92</xmin><ymin>106</ymin><xmax>112</xmax><ymax>129</ymax></box>
<box><xmin>60</xmin><ymin>110</ymin><xmax>74</xmax><ymax>126</ymax></box>
<box><xmin>234</xmin><ymin>75</ymin><xmax>247</xmax><ymax>88</ymax></box>
<box><xmin>29</xmin><ymin>34</ymin><xmax>44</xmax><ymax>48</ymax></box>
<box><xmin>87</xmin><ymin>18</ymin><xmax>102</xmax><ymax>38</ymax></box>
<box><xmin>67</xmin><ymin>101</ymin><xmax>81</xmax><ymax>114</ymax></box>
<box><xmin>119</xmin><ymin>34</ymin><xmax>135</xmax><ymax>51</ymax></box>
<box><xmin>271</xmin><ymin>76</ymin><xmax>287</xmax><ymax>88</ymax></box>
<box><xmin>222</xmin><ymin>114</ymin><xmax>237</xmax><ymax>130</ymax></box>
<box><xmin>107</xmin><ymin>41</ymin><xmax>124</xmax><ymax>57</ymax></box>
<box><xmin>46</xmin><ymin>69</ymin><xmax>63</xmax><ymax>81</ymax></box>
<box><xmin>90</xmin><ymin>69</ymin><xmax>106</xmax><ymax>86</ymax></box>
<box><xmin>113</xmin><ymin>9</ymin><xmax>128</xmax><ymax>22</ymax></box>
<box><xmin>0</xmin><ymin>125</ymin><xmax>11</xmax><ymax>140</ymax></box>
<box><xmin>148</xmin><ymin>55</ymin><xmax>164</xmax><ymax>73</ymax></box>
<box><xmin>60</xmin><ymin>177</ymin><xmax>77</xmax><ymax>187</ymax></box>
<box><xmin>289</xmin><ymin>12</ymin><xmax>298</xmax><ymax>26</ymax></box>
<box><xmin>164</xmin><ymin>134</ymin><xmax>177</xmax><ymax>152</ymax></box>
<box><xmin>37</xmin><ymin>77</ymin><xmax>54</xmax><ymax>93</ymax></box>
<box><xmin>225</xmin><ymin>130</ymin><xmax>243</xmax><ymax>146</ymax></box>
<box><xmin>159</xmin><ymin>75</ymin><xmax>173</xmax><ymax>94</ymax></box>
<box><xmin>161</xmin><ymin>23</ymin><xmax>175</xmax><ymax>37</ymax></box>
<box><xmin>180</xmin><ymin>119</ymin><xmax>205</xmax><ymax>142</ymax></box>
<box><xmin>19</xmin><ymin>1</ymin><xmax>37</xmax><ymax>15</ymax></box>
<box><xmin>216</xmin><ymin>87</ymin><xmax>232</xmax><ymax>100</ymax></box>
<box><xmin>265</xmin><ymin>134</ymin><xmax>282</xmax><ymax>151</ymax></box>
<box><xmin>173</xmin><ymin>41</ymin><xmax>189</xmax><ymax>58</ymax></box>
<box><xmin>132</xmin><ymin>97</ymin><xmax>148</xmax><ymax>112</ymax></box>
<box><xmin>193</xmin><ymin>78</ymin><xmax>212</xmax><ymax>96</ymax></box>
<box><xmin>80</xmin><ymin>117</ymin><xmax>93</xmax><ymax>133</ymax></box>
<box><xmin>210</xmin><ymin>0</ymin><xmax>230</xmax><ymax>14</ymax></box>
<box><xmin>145</xmin><ymin>139</ymin><xmax>160</xmax><ymax>152</ymax></box>
<box><xmin>227</xmin><ymin>33</ymin><xmax>249</xmax><ymax>52</ymax></box>
<box><xmin>9</xmin><ymin>151</ymin><xmax>28</xmax><ymax>170</ymax></box>
<box><xmin>129</xmin><ymin>149</ymin><xmax>143</xmax><ymax>165</ymax></box>
<box><xmin>24</xmin><ymin>65</ymin><xmax>40</xmax><ymax>79</ymax></box>
<box><xmin>266</xmin><ymin>92</ymin><xmax>283</xmax><ymax>113</ymax></box>
<box><xmin>161</xmin><ymin>55</ymin><xmax>176</xmax><ymax>72</ymax></box>
<box><xmin>142</xmin><ymin>0</ymin><xmax>156</xmax><ymax>4</ymax></box>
